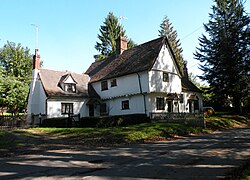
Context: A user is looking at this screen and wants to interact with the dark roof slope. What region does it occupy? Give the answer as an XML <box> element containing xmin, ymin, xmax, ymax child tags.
<box><xmin>85</xmin><ymin>37</ymin><xmax>166</xmax><ymax>82</ymax></box>
<box><xmin>39</xmin><ymin>69</ymin><xmax>89</xmax><ymax>97</ymax></box>
<box><xmin>181</xmin><ymin>77</ymin><xmax>202</xmax><ymax>93</ymax></box>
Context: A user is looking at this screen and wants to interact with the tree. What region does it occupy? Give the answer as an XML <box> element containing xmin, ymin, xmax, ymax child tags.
<box><xmin>95</xmin><ymin>12</ymin><xmax>136</xmax><ymax>60</ymax></box>
<box><xmin>194</xmin><ymin>0</ymin><xmax>250</xmax><ymax>114</ymax></box>
<box><xmin>0</xmin><ymin>41</ymin><xmax>33</xmax><ymax>114</ymax></box>
<box><xmin>159</xmin><ymin>15</ymin><xmax>185</xmax><ymax>75</ymax></box>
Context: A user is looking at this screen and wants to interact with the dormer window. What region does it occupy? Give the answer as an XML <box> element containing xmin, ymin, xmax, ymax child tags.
<box><xmin>58</xmin><ymin>73</ymin><xmax>77</xmax><ymax>93</ymax></box>
<box><xmin>65</xmin><ymin>83</ymin><xmax>76</xmax><ymax>93</ymax></box>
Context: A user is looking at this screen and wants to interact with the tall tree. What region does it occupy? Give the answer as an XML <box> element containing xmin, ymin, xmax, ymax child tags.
<box><xmin>0</xmin><ymin>41</ymin><xmax>33</xmax><ymax>114</ymax></box>
<box><xmin>194</xmin><ymin>0</ymin><xmax>250</xmax><ymax>114</ymax></box>
<box><xmin>159</xmin><ymin>15</ymin><xmax>185</xmax><ymax>75</ymax></box>
<box><xmin>95</xmin><ymin>12</ymin><xmax>135</xmax><ymax>60</ymax></box>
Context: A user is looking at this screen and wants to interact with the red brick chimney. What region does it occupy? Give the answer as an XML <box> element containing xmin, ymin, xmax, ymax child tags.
<box><xmin>33</xmin><ymin>49</ymin><xmax>40</xmax><ymax>69</ymax></box>
<box><xmin>116</xmin><ymin>36</ymin><xmax>127</xmax><ymax>55</ymax></box>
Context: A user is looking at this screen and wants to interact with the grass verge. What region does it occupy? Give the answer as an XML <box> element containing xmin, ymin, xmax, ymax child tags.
<box><xmin>0</xmin><ymin>113</ymin><xmax>249</xmax><ymax>148</ymax></box>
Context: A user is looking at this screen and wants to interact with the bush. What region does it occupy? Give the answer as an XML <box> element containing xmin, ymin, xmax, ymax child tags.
<box><xmin>79</xmin><ymin>114</ymin><xmax>150</xmax><ymax>127</ymax></box>
<box><xmin>41</xmin><ymin>117</ymin><xmax>70</xmax><ymax>128</ymax></box>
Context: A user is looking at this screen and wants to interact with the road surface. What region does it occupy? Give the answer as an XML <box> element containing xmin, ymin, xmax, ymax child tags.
<box><xmin>0</xmin><ymin>126</ymin><xmax>249</xmax><ymax>179</ymax></box>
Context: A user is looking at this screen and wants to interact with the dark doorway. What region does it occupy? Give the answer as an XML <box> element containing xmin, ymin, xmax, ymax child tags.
<box><xmin>89</xmin><ymin>104</ymin><xmax>94</xmax><ymax>117</ymax></box>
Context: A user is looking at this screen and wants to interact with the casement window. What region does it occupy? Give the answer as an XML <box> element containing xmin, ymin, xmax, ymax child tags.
<box><xmin>122</xmin><ymin>100</ymin><xmax>129</xmax><ymax>110</ymax></box>
<box><xmin>110</xmin><ymin>79</ymin><xmax>117</xmax><ymax>87</ymax></box>
<box><xmin>101</xmin><ymin>81</ymin><xmax>108</xmax><ymax>91</ymax></box>
<box><xmin>100</xmin><ymin>103</ymin><xmax>107</xmax><ymax>115</ymax></box>
<box><xmin>156</xmin><ymin>97</ymin><xmax>165</xmax><ymax>110</ymax></box>
<box><xmin>163</xmin><ymin>72</ymin><xmax>169</xmax><ymax>82</ymax></box>
<box><xmin>64</xmin><ymin>83</ymin><xmax>76</xmax><ymax>93</ymax></box>
<box><xmin>61</xmin><ymin>103</ymin><xmax>73</xmax><ymax>114</ymax></box>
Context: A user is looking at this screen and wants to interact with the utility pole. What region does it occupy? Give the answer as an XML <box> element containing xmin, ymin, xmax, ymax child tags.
<box><xmin>31</xmin><ymin>24</ymin><xmax>39</xmax><ymax>49</ymax></box>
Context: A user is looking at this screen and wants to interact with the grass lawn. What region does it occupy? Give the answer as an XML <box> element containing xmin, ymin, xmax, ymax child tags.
<box><xmin>0</xmin><ymin>113</ymin><xmax>248</xmax><ymax>146</ymax></box>
<box><xmin>0</xmin><ymin>131</ymin><xmax>16</xmax><ymax>147</ymax></box>
<box><xmin>11</xmin><ymin>113</ymin><xmax>249</xmax><ymax>145</ymax></box>
<box><xmin>0</xmin><ymin>112</ymin><xmax>249</xmax><ymax>148</ymax></box>
<box><xmin>27</xmin><ymin>122</ymin><xmax>204</xmax><ymax>143</ymax></box>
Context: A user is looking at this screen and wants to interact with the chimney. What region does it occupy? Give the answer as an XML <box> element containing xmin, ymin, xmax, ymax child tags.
<box><xmin>116</xmin><ymin>36</ymin><xmax>127</xmax><ymax>55</ymax></box>
<box><xmin>183</xmin><ymin>61</ymin><xmax>188</xmax><ymax>80</ymax></box>
<box><xmin>33</xmin><ymin>49</ymin><xmax>40</xmax><ymax>70</ymax></box>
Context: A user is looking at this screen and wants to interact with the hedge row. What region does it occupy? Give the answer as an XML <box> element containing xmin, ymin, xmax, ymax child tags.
<box><xmin>41</xmin><ymin>114</ymin><xmax>150</xmax><ymax>128</ymax></box>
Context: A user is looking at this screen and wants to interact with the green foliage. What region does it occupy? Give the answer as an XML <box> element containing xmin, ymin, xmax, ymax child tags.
<box><xmin>0</xmin><ymin>41</ymin><xmax>33</xmax><ymax>114</ymax></box>
<box><xmin>80</xmin><ymin>114</ymin><xmax>149</xmax><ymax>127</ymax></box>
<box><xmin>159</xmin><ymin>15</ymin><xmax>184</xmax><ymax>75</ymax></box>
<box><xmin>95</xmin><ymin>12</ymin><xmax>136</xmax><ymax>60</ymax></box>
<box><xmin>194</xmin><ymin>0</ymin><xmax>250</xmax><ymax>113</ymax></box>
<box><xmin>205</xmin><ymin>113</ymin><xmax>249</xmax><ymax>130</ymax></box>
<box><xmin>0</xmin><ymin>131</ymin><xmax>16</xmax><ymax>149</ymax></box>
<box><xmin>31</xmin><ymin>122</ymin><xmax>203</xmax><ymax>144</ymax></box>
<box><xmin>41</xmin><ymin>117</ymin><xmax>69</xmax><ymax>127</ymax></box>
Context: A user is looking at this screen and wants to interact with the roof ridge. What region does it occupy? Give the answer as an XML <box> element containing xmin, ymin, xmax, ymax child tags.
<box><xmin>41</xmin><ymin>68</ymin><xmax>86</xmax><ymax>76</ymax></box>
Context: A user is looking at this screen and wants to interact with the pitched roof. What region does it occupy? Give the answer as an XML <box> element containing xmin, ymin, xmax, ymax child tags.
<box><xmin>39</xmin><ymin>69</ymin><xmax>90</xmax><ymax>97</ymax></box>
<box><xmin>181</xmin><ymin>77</ymin><xmax>202</xmax><ymax>93</ymax></box>
<box><xmin>58</xmin><ymin>74</ymin><xmax>77</xmax><ymax>84</ymax></box>
<box><xmin>86</xmin><ymin>37</ymin><xmax>167</xmax><ymax>82</ymax></box>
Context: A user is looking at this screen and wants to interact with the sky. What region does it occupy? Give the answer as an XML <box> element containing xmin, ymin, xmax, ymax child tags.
<box><xmin>1</xmin><ymin>0</ymin><xmax>249</xmax><ymax>81</ymax></box>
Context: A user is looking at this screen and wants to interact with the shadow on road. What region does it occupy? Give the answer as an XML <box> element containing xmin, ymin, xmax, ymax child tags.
<box><xmin>0</xmin><ymin>126</ymin><xmax>249</xmax><ymax>179</ymax></box>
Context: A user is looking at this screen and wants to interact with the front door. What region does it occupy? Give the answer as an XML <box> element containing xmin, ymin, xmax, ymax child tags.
<box><xmin>89</xmin><ymin>104</ymin><xmax>94</xmax><ymax>117</ymax></box>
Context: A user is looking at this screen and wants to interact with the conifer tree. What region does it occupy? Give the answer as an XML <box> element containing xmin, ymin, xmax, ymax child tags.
<box><xmin>159</xmin><ymin>15</ymin><xmax>184</xmax><ymax>75</ymax></box>
<box><xmin>95</xmin><ymin>12</ymin><xmax>135</xmax><ymax>60</ymax></box>
<box><xmin>194</xmin><ymin>0</ymin><xmax>250</xmax><ymax>113</ymax></box>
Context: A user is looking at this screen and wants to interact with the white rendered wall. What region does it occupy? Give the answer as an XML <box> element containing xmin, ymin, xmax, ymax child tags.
<box><xmin>46</xmin><ymin>98</ymin><xmax>88</xmax><ymax>118</ymax></box>
<box><xmin>104</xmin><ymin>94</ymin><xmax>146</xmax><ymax>116</ymax></box>
<box><xmin>149</xmin><ymin>44</ymin><xmax>182</xmax><ymax>93</ymax></box>
<box><xmin>27</xmin><ymin>70</ymin><xmax>47</xmax><ymax>123</ymax></box>
<box><xmin>92</xmin><ymin>71</ymin><xmax>149</xmax><ymax>100</ymax></box>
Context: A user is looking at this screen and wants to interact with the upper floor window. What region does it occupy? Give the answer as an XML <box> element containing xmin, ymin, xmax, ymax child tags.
<box><xmin>122</xmin><ymin>100</ymin><xmax>129</xmax><ymax>110</ymax></box>
<box><xmin>156</xmin><ymin>97</ymin><xmax>165</xmax><ymax>110</ymax></box>
<box><xmin>61</xmin><ymin>103</ymin><xmax>73</xmax><ymax>115</ymax></box>
<box><xmin>163</xmin><ymin>72</ymin><xmax>169</xmax><ymax>82</ymax></box>
<box><xmin>101</xmin><ymin>81</ymin><xmax>108</xmax><ymax>91</ymax></box>
<box><xmin>64</xmin><ymin>83</ymin><xmax>76</xmax><ymax>93</ymax></box>
<box><xmin>110</xmin><ymin>79</ymin><xmax>117</xmax><ymax>87</ymax></box>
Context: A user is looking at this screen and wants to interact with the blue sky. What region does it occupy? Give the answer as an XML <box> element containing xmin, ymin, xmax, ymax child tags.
<box><xmin>1</xmin><ymin>0</ymin><xmax>249</xmax><ymax>80</ymax></box>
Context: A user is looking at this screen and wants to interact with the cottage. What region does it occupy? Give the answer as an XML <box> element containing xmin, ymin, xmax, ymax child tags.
<box><xmin>27</xmin><ymin>36</ymin><xmax>202</xmax><ymax>123</ymax></box>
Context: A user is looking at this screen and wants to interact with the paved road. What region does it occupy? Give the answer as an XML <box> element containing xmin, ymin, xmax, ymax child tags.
<box><xmin>0</xmin><ymin>126</ymin><xmax>249</xmax><ymax>179</ymax></box>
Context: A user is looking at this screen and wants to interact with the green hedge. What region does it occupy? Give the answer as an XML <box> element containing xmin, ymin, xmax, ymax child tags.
<box><xmin>41</xmin><ymin>117</ymin><xmax>71</xmax><ymax>128</ymax></box>
<box><xmin>79</xmin><ymin>114</ymin><xmax>150</xmax><ymax>127</ymax></box>
<box><xmin>41</xmin><ymin>114</ymin><xmax>149</xmax><ymax>128</ymax></box>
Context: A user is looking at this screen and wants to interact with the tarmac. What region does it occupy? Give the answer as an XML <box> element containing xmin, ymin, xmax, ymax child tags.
<box><xmin>0</xmin><ymin>126</ymin><xmax>249</xmax><ymax>179</ymax></box>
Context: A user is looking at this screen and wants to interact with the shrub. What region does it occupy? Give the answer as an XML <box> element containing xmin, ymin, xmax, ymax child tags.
<box><xmin>79</xmin><ymin>114</ymin><xmax>150</xmax><ymax>127</ymax></box>
<box><xmin>41</xmin><ymin>117</ymin><xmax>70</xmax><ymax>128</ymax></box>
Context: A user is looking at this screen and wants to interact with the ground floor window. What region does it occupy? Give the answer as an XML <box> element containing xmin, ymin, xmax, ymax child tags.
<box><xmin>61</xmin><ymin>103</ymin><xmax>73</xmax><ymax>114</ymax></box>
<box><xmin>156</xmin><ymin>97</ymin><xmax>165</xmax><ymax>110</ymax></box>
<box><xmin>122</xmin><ymin>100</ymin><xmax>129</xmax><ymax>110</ymax></box>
